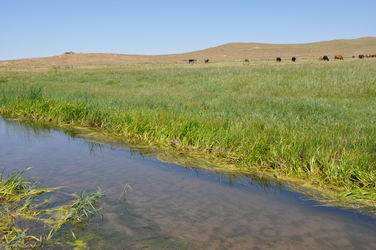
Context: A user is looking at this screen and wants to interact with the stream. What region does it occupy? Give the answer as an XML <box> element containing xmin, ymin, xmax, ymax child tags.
<box><xmin>1</xmin><ymin>117</ymin><xmax>376</xmax><ymax>249</ymax></box>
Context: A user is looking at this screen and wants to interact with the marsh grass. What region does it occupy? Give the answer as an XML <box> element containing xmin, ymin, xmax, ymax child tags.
<box><xmin>0</xmin><ymin>169</ymin><xmax>103</xmax><ymax>249</ymax></box>
<box><xmin>1</xmin><ymin>60</ymin><xmax>376</xmax><ymax>209</ymax></box>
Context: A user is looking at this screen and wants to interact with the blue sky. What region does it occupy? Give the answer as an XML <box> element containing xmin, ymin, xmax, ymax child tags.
<box><xmin>1</xmin><ymin>0</ymin><xmax>375</xmax><ymax>60</ymax></box>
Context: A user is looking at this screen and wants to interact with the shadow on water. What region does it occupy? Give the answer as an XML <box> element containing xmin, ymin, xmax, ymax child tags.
<box><xmin>1</xmin><ymin>117</ymin><xmax>376</xmax><ymax>249</ymax></box>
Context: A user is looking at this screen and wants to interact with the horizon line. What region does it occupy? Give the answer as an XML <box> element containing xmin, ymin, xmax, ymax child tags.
<box><xmin>1</xmin><ymin>35</ymin><xmax>375</xmax><ymax>62</ymax></box>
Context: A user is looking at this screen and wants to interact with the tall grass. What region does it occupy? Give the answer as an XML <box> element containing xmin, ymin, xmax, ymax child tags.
<box><xmin>1</xmin><ymin>61</ymin><xmax>376</xmax><ymax>207</ymax></box>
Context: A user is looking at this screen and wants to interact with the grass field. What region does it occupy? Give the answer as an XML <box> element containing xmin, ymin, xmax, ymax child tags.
<box><xmin>1</xmin><ymin>60</ymin><xmax>376</xmax><ymax>208</ymax></box>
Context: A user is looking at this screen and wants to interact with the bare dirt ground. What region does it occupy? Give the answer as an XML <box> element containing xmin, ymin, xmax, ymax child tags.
<box><xmin>1</xmin><ymin>37</ymin><xmax>375</xmax><ymax>69</ymax></box>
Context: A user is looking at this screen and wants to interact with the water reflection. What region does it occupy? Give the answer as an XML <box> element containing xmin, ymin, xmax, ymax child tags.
<box><xmin>1</xmin><ymin>117</ymin><xmax>376</xmax><ymax>249</ymax></box>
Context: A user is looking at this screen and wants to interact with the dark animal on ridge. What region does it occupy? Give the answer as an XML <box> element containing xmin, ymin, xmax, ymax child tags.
<box><xmin>320</xmin><ymin>56</ymin><xmax>330</xmax><ymax>61</ymax></box>
<box><xmin>359</xmin><ymin>55</ymin><xmax>365</xmax><ymax>59</ymax></box>
<box><xmin>334</xmin><ymin>55</ymin><xmax>344</xmax><ymax>60</ymax></box>
<box><xmin>204</xmin><ymin>59</ymin><xmax>210</xmax><ymax>64</ymax></box>
<box><xmin>276</xmin><ymin>57</ymin><xmax>282</xmax><ymax>62</ymax></box>
<box><xmin>188</xmin><ymin>59</ymin><xmax>197</xmax><ymax>64</ymax></box>
<box><xmin>244</xmin><ymin>59</ymin><xmax>250</xmax><ymax>64</ymax></box>
<box><xmin>291</xmin><ymin>57</ymin><xmax>296</xmax><ymax>62</ymax></box>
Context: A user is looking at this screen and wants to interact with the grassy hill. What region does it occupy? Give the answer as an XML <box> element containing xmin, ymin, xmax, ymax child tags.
<box><xmin>1</xmin><ymin>37</ymin><xmax>376</xmax><ymax>209</ymax></box>
<box><xmin>1</xmin><ymin>37</ymin><xmax>376</xmax><ymax>68</ymax></box>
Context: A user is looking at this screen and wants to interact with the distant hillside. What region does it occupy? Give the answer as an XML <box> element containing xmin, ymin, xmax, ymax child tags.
<box><xmin>1</xmin><ymin>37</ymin><xmax>376</xmax><ymax>67</ymax></box>
<box><xmin>190</xmin><ymin>37</ymin><xmax>376</xmax><ymax>61</ymax></box>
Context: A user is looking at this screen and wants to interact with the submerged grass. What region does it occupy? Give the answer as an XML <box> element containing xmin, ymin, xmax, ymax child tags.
<box><xmin>0</xmin><ymin>168</ymin><xmax>103</xmax><ymax>249</ymax></box>
<box><xmin>1</xmin><ymin>61</ymin><xmax>376</xmax><ymax>209</ymax></box>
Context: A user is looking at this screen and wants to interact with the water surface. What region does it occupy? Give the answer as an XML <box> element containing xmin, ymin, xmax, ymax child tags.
<box><xmin>1</xmin><ymin>118</ymin><xmax>376</xmax><ymax>249</ymax></box>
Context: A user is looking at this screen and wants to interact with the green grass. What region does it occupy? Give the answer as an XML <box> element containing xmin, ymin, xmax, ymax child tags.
<box><xmin>0</xmin><ymin>168</ymin><xmax>103</xmax><ymax>249</ymax></box>
<box><xmin>1</xmin><ymin>61</ymin><xmax>376</xmax><ymax>209</ymax></box>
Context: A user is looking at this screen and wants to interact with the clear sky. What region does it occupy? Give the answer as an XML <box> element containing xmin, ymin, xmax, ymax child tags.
<box><xmin>1</xmin><ymin>0</ymin><xmax>375</xmax><ymax>60</ymax></box>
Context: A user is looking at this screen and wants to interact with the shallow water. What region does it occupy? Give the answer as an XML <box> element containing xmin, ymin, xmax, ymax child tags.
<box><xmin>1</xmin><ymin>118</ymin><xmax>376</xmax><ymax>249</ymax></box>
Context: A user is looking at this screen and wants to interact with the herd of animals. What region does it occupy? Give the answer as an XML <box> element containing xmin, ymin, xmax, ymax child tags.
<box><xmin>187</xmin><ymin>54</ymin><xmax>376</xmax><ymax>64</ymax></box>
<box><xmin>62</xmin><ymin>51</ymin><xmax>375</xmax><ymax>64</ymax></box>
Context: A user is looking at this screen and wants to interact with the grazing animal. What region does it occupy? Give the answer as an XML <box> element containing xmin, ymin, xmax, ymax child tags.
<box><xmin>359</xmin><ymin>55</ymin><xmax>365</xmax><ymax>59</ymax></box>
<box><xmin>64</xmin><ymin>51</ymin><xmax>74</xmax><ymax>55</ymax></box>
<box><xmin>244</xmin><ymin>59</ymin><xmax>250</xmax><ymax>64</ymax></box>
<box><xmin>320</xmin><ymin>56</ymin><xmax>330</xmax><ymax>61</ymax></box>
<box><xmin>276</xmin><ymin>57</ymin><xmax>282</xmax><ymax>62</ymax></box>
<box><xmin>188</xmin><ymin>59</ymin><xmax>197</xmax><ymax>64</ymax></box>
<box><xmin>334</xmin><ymin>55</ymin><xmax>344</xmax><ymax>60</ymax></box>
<box><xmin>291</xmin><ymin>57</ymin><xmax>296</xmax><ymax>62</ymax></box>
<box><xmin>204</xmin><ymin>59</ymin><xmax>210</xmax><ymax>64</ymax></box>
<box><xmin>352</xmin><ymin>55</ymin><xmax>356</xmax><ymax>58</ymax></box>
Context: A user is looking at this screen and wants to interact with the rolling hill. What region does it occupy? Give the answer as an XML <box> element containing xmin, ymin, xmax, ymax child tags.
<box><xmin>1</xmin><ymin>37</ymin><xmax>376</xmax><ymax>67</ymax></box>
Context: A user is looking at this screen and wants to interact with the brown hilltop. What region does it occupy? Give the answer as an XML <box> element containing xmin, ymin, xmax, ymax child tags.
<box><xmin>197</xmin><ymin>37</ymin><xmax>376</xmax><ymax>60</ymax></box>
<box><xmin>1</xmin><ymin>37</ymin><xmax>376</xmax><ymax>68</ymax></box>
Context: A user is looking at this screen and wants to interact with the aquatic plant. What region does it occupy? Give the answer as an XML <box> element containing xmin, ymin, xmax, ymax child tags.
<box><xmin>0</xmin><ymin>169</ymin><xmax>103</xmax><ymax>249</ymax></box>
